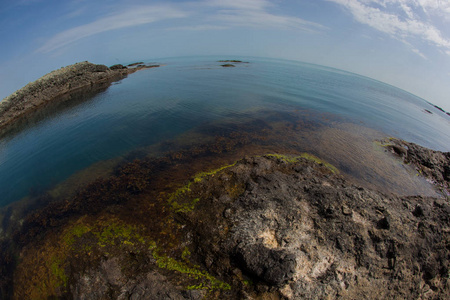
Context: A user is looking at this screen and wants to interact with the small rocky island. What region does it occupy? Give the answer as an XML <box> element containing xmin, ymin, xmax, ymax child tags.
<box><xmin>0</xmin><ymin>62</ymin><xmax>157</xmax><ymax>132</ymax></box>
<box><xmin>218</xmin><ymin>60</ymin><xmax>250</xmax><ymax>67</ymax></box>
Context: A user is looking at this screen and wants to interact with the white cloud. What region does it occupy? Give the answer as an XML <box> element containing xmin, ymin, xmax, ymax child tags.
<box><xmin>411</xmin><ymin>47</ymin><xmax>427</xmax><ymax>59</ymax></box>
<box><xmin>206</xmin><ymin>0</ymin><xmax>272</xmax><ymax>11</ymax></box>
<box><xmin>37</xmin><ymin>5</ymin><xmax>186</xmax><ymax>53</ymax></box>
<box><xmin>327</xmin><ymin>0</ymin><xmax>450</xmax><ymax>55</ymax></box>
<box><xmin>166</xmin><ymin>25</ymin><xmax>228</xmax><ymax>31</ymax></box>
<box><xmin>37</xmin><ymin>0</ymin><xmax>325</xmax><ymax>53</ymax></box>
<box><xmin>207</xmin><ymin>0</ymin><xmax>325</xmax><ymax>31</ymax></box>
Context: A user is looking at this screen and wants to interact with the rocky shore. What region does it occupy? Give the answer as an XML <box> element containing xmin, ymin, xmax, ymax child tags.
<box><xmin>0</xmin><ymin>61</ymin><xmax>156</xmax><ymax>132</ymax></box>
<box><xmin>0</xmin><ymin>133</ymin><xmax>448</xmax><ymax>299</ymax></box>
<box><xmin>382</xmin><ymin>138</ymin><xmax>450</xmax><ymax>196</ymax></box>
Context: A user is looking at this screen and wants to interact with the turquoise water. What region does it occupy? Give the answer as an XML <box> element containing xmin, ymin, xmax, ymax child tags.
<box><xmin>1</xmin><ymin>57</ymin><xmax>449</xmax><ymax>206</ymax></box>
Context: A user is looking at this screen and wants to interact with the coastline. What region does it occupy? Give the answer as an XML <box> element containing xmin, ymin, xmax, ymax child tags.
<box><xmin>0</xmin><ymin>136</ymin><xmax>448</xmax><ymax>299</ymax></box>
<box><xmin>0</xmin><ymin>61</ymin><xmax>156</xmax><ymax>134</ymax></box>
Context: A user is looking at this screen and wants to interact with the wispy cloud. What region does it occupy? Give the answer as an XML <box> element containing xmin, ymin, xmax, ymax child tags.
<box><xmin>37</xmin><ymin>0</ymin><xmax>325</xmax><ymax>54</ymax></box>
<box><xmin>37</xmin><ymin>5</ymin><xmax>186</xmax><ymax>53</ymax></box>
<box><xmin>207</xmin><ymin>0</ymin><xmax>325</xmax><ymax>31</ymax></box>
<box><xmin>327</xmin><ymin>0</ymin><xmax>450</xmax><ymax>56</ymax></box>
<box><xmin>166</xmin><ymin>25</ymin><xmax>228</xmax><ymax>31</ymax></box>
<box><xmin>206</xmin><ymin>0</ymin><xmax>272</xmax><ymax>11</ymax></box>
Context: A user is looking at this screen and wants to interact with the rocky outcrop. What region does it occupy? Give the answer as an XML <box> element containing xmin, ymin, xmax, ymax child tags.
<box><xmin>2</xmin><ymin>138</ymin><xmax>449</xmax><ymax>299</ymax></box>
<box><xmin>179</xmin><ymin>154</ymin><xmax>450</xmax><ymax>299</ymax></box>
<box><xmin>3</xmin><ymin>59</ymin><xmax>448</xmax><ymax>298</ymax></box>
<box><xmin>383</xmin><ymin>138</ymin><xmax>450</xmax><ymax>196</ymax></box>
<box><xmin>0</xmin><ymin>61</ymin><xmax>152</xmax><ymax>132</ymax></box>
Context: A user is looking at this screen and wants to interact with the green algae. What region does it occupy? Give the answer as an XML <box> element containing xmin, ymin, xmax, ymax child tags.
<box><xmin>168</xmin><ymin>154</ymin><xmax>338</xmax><ymax>215</ymax></box>
<box><xmin>150</xmin><ymin>248</ymin><xmax>231</xmax><ymax>291</ymax></box>
<box><xmin>265</xmin><ymin>153</ymin><xmax>339</xmax><ymax>174</ymax></box>
<box><xmin>171</xmin><ymin>197</ymin><xmax>200</xmax><ymax>213</ymax></box>
<box><xmin>50</xmin><ymin>258</ymin><xmax>68</xmax><ymax>288</ymax></box>
<box><xmin>63</xmin><ymin>223</ymin><xmax>91</xmax><ymax>246</ymax></box>
<box><xmin>63</xmin><ymin>219</ymin><xmax>230</xmax><ymax>292</ymax></box>
<box><xmin>168</xmin><ymin>163</ymin><xmax>237</xmax><ymax>213</ymax></box>
<box><xmin>193</xmin><ymin>163</ymin><xmax>237</xmax><ymax>183</ymax></box>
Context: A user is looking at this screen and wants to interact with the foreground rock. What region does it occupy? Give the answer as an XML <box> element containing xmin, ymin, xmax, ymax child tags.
<box><xmin>0</xmin><ymin>61</ymin><xmax>155</xmax><ymax>132</ymax></box>
<box><xmin>5</xmin><ymin>150</ymin><xmax>448</xmax><ymax>299</ymax></box>
<box><xmin>179</xmin><ymin>154</ymin><xmax>449</xmax><ymax>299</ymax></box>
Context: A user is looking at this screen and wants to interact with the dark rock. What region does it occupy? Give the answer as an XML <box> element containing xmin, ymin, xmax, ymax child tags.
<box><xmin>221</xmin><ymin>64</ymin><xmax>235</xmax><ymax>67</ymax></box>
<box><xmin>391</xmin><ymin>145</ymin><xmax>408</xmax><ymax>158</ymax></box>
<box><xmin>236</xmin><ymin>244</ymin><xmax>296</xmax><ymax>286</ymax></box>
<box><xmin>110</xmin><ymin>64</ymin><xmax>126</xmax><ymax>70</ymax></box>
<box><xmin>412</xmin><ymin>205</ymin><xmax>425</xmax><ymax>217</ymax></box>
<box><xmin>127</xmin><ymin>62</ymin><xmax>144</xmax><ymax>67</ymax></box>
<box><xmin>217</xmin><ymin>60</ymin><xmax>249</xmax><ymax>63</ymax></box>
<box><xmin>432</xmin><ymin>105</ymin><xmax>445</xmax><ymax>113</ymax></box>
<box><xmin>377</xmin><ymin>216</ymin><xmax>390</xmax><ymax>230</ymax></box>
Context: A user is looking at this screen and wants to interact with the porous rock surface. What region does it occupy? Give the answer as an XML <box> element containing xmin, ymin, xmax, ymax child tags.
<box><xmin>181</xmin><ymin>155</ymin><xmax>450</xmax><ymax>299</ymax></box>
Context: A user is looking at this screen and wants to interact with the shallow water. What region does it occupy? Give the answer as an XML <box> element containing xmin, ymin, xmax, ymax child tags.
<box><xmin>0</xmin><ymin>57</ymin><xmax>449</xmax><ymax>207</ymax></box>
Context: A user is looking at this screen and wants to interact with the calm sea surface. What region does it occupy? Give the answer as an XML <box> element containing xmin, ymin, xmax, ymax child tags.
<box><xmin>1</xmin><ymin>57</ymin><xmax>449</xmax><ymax>207</ymax></box>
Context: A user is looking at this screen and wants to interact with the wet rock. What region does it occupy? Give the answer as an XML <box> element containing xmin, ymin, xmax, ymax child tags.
<box><xmin>383</xmin><ymin>138</ymin><xmax>450</xmax><ymax>195</ymax></box>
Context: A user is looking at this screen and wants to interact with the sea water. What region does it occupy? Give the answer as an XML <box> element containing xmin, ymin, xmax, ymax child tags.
<box><xmin>0</xmin><ymin>57</ymin><xmax>449</xmax><ymax>207</ymax></box>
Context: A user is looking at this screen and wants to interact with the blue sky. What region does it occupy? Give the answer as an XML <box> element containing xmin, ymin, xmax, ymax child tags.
<box><xmin>1</xmin><ymin>0</ymin><xmax>450</xmax><ymax>111</ymax></box>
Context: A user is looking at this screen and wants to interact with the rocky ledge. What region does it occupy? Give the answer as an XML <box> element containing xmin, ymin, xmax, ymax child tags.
<box><xmin>382</xmin><ymin>138</ymin><xmax>450</xmax><ymax>196</ymax></box>
<box><xmin>0</xmin><ymin>61</ymin><xmax>156</xmax><ymax>131</ymax></box>
<box><xmin>4</xmin><ymin>143</ymin><xmax>449</xmax><ymax>299</ymax></box>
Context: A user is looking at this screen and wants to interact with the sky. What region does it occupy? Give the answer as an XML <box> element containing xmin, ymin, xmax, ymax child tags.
<box><xmin>0</xmin><ymin>0</ymin><xmax>450</xmax><ymax>111</ymax></box>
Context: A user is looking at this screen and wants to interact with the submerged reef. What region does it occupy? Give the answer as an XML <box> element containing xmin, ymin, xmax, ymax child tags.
<box><xmin>0</xmin><ymin>130</ymin><xmax>449</xmax><ymax>299</ymax></box>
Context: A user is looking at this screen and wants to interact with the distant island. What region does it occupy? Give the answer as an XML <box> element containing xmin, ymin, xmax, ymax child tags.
<box><xmin>426</xmin><ymin>102</ymin><xmax>450</xmax><ymax>117</ymax></box>
<box><xmin>218</xmin><ymin>60</ymin><xmax>250</xmax><ymax>68</ymax></box>
<box><xmin>217</xmin><ymin>60</ymin><xmax>249</xmax><ymax>63</ymax></box>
